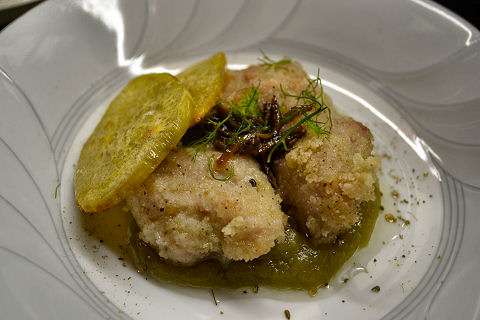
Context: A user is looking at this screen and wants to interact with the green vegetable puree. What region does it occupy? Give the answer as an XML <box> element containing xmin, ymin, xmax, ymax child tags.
<box><xmin>129</xmin><ymin>185</ymin><xmax>380</xmax><ymax>290</ymax></box>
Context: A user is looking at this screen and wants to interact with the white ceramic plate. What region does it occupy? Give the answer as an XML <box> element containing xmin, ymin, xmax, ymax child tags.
<box><xmin>1</xmin><ymin>1</ymin><xmax>479</xmax><ymax>319</ymax></box>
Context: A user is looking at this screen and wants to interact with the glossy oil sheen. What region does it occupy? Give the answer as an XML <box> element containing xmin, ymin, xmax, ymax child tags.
<box><xmin>129</xmin><ymin>186</ymin><xmax>380</xmax><ymax>290</ymax></box>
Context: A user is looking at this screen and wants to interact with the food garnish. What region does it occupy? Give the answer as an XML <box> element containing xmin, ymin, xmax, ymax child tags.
<box><xmin>189</xmin><ymin>70</ymin><xmax>332</xmax><ymax>186</ymax></box>
<box><xmin>258</xmin><ymin>49</ymin><xmax>291</xmax><ymax>70</ymax></box>
<box><xmin>207</xmin><ymin>154</ymin><xmax>235</xmax><ymax>182</ymax></box>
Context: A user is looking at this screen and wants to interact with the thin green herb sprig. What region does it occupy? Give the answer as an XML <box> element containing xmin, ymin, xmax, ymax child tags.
<box><xmin>190</xmin><ymin>110</ymin><xmax>233</xmax><ymax>160</ymax></box>
<box><xmin>54</xmin><ymin>183</ymin><xmax>61</xmax><ymax>199</ymax></box>
<box><xmin>208</xmin><ymin>155</ymin><xmax>235</xmax><ymax>182</ymax></box>
<box><xmin>281</xmin><ymin>69</ymin><xmax>332</xmax><ymax>132</ymax></box>
<box><xmin>190</xmin><ymin>87</ymin><xmax>262</xmax><ymax>159</ymax></box>
<box><xmin>232</xmin><ymin>86</ymin><xmax>261</xmax><ymax>120</ymax></box>
<box><xmin>188</xmin><ymin>67</ymin><xmax>332</xmax><ymax>185</ymax></box>
<box><xmin>258</xmin><ymin>50</ymin><xmax>291</xmax><ymax>71</ymax></box>
<box><xmin>267</xmin><ymin>69</ymin><xmax>332</xmax><ymax>162</ymax></box>
<box><xmin>220</xmin><ymin>86</ymin><xmax>262</xmax><ymax>129</ymax></box>
<box><xmin>266</xmin><ymin>107</ymin><xmax>327</xmax><ymax>163</ymax></box>
<box><xmin>189</xmin><ymin>87</ymin><xmax>262</xmax><ymax>182</ymax></box>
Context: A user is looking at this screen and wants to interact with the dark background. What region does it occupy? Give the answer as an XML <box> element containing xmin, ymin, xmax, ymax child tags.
<box><xmin>437</xmin><ymin>0</ymin><xmax>480</xmax><ymax>29</ymax></box>
<box><xmin>1</xmin><ymin>1</ymin><xmax>479</xmax><ymax>34</ymax></box>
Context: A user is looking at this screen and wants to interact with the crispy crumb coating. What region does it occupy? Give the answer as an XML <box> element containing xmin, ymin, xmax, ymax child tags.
<box><xmin>225</xmin><ymin>60</ymin><xmax>379</xmax><ymax>244</ymax></box>
<box><xmin>126</xmin><ymin>147</ymin><xmax>286</xmax><ymax>265</ymax></box>
<box><xmin>274</xmin><ymin>117</ymin><xmax>380</xmax><ymax>244</ymax></box>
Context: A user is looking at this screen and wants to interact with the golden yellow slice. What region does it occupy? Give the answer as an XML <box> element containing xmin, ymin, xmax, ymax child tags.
<box><xmin>177</xmin><ymin>52</ymin><xmax>226</xmax><ymax>125</ymax></box>
<box><xmin>74</xmin><ymin>73</ymin><xmax>194</xmax><ymax>213</ymax></box>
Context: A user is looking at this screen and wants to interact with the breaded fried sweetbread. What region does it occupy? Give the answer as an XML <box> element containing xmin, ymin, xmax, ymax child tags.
<box><xmin>126</xmin><ymin>146</ymin><xmax>287</xmax><ymax>265</ymax></box>
<box><xmin>274</xmin><ymin>116</ymin><xmax>380</xmax><ymax>244</ymax></box>
<box><xmin>223</xmin><ymin>59</ymin><xmax>379</xmax><ymax>244</ymax></box>
<box><xmin>74</xmin><ymin>74</ymin><xmax>194</xmax><ymax>213</ymax></box>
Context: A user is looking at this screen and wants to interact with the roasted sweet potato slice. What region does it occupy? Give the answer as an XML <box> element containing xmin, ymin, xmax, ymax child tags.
<box><xmin>74</xmin><ymin>73</ymin><xmax>194</xmax><ymax>212</ymax></box>
<box><xmin>177</xmin><ymin>52</ymin><xmax>226</xmax><ymax>125</ymax></box>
